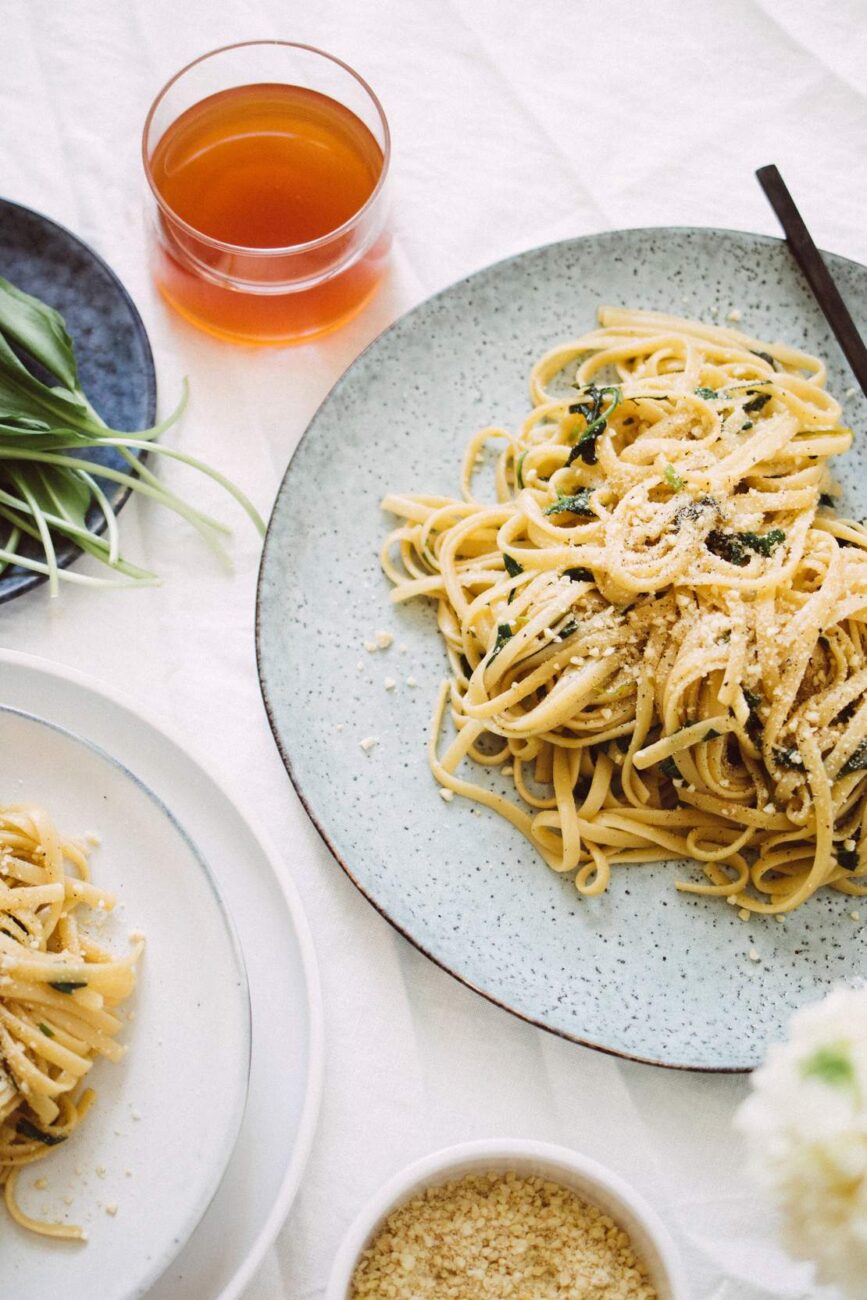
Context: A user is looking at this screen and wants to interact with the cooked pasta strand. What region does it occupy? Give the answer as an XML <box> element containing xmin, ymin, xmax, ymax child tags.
<box><xmin>382</xmin><ymin>307</ymin><xmax>866</xmax><ymax>913</ymax></box>
<box><xmin>0</xmin><ymin>807</ymin><xmax>140</xmax><ymax>1239</ymax></box>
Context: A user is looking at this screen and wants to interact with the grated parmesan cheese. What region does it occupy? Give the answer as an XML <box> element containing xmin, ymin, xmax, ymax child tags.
<box><xmin>350</xmin><ymin>1171</ymin><xmax>657</xmax><ymax>1299</ymax></box>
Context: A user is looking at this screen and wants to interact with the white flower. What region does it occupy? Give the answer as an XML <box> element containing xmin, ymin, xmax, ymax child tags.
<box><xmin>735</xmin><ymin>985</ymin><xmax>867</xmax><ymax>1297</ymax></box>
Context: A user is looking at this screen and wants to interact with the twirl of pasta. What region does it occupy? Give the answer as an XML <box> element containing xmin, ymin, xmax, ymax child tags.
<box><xmin>0</xmin><ymin>805</ymin><xmax>141</xmax><ymax>1240</ymax></box>
<box><xmin>381</xmin><ymin>306</ymin><xmax>867</xmax><ymax>916</ymax></box>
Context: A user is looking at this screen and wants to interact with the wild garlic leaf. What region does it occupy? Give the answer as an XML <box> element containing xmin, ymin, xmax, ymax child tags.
<box><xmin>16</xmin><ymin>1117</ymin><xmax>66</xmax><ymax>1146</ymax></box>
<box><xmin>0</xmin><ymin>329</ymin><xmax>95</xmax><ymax>432</ymax></box>
<box><xmin>490</xmin><ymin>622</ymin><xmax>514</xmax><ymax>660</ymax></box>
<box><xmin>0</xmin><ymin>277</ymin><xmax>79</xmax><ymax>391</ymax></box>
<box><xmin>0</xmin><ymin>277</ymin><xmax>264</xmax><ymax>591</ymax></box>
<box><xmin>35</xmin><ymin>465</ymin><xmax>92</xmax><ymax>528</ymax></box>
<box><xmin>841</xmin><ymin>739</ymin><xmax>867</xmax><ymax>775</ymax></box>
<box><xmin>544</xmin><ymin>489</ymin><xmax>594</xmax><ymax>517</ymax></box>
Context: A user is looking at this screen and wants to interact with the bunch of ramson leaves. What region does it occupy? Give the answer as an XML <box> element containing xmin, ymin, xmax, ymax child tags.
<box><xmin>0</xmin><ymin>276</ymin><xmax>263</xmax><ymax>594</ymax></box>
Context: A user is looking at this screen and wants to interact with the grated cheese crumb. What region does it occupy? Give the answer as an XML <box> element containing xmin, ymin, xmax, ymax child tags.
<box><xmin>384</xmin><ymin>677</ymin><xmax>397</xmax><ymax>691</ymax></box>
<box><xmin>727</xmin><ymin>308</ymin><xmax>743</xmax><ymax>322</ymax></box>
<box><xmin>748</xmin><ymin>947</ymin><xmax>761</xmax><ymax>962</ymax></box>
<box><xmin>439</xmin><ymin>788</ymin><xmax>455</xmax><ymax>802</ymax></box>
<box><xmin>359</xmin><ymin>736</ymin><xmax>379</xmax><ymax>753</ymax></box>
<box><xmin>851</xmin><ymin>911</ymin><xmax>861</xmax><ymax>922</ymax></box>
<box><xmin>406</xmin><ymin>676</ymin><xmax>418</xmax><ymax>687</ymax></box>
<box><xmin>364</xmin><ymin>641</ymin><xmax>377</xmax><ymax>653</ymax></box>
<box><xmin>738</xmin><ymin>908</ymin><xmax>750</xmax><ymax>921</ymax></box>
<box><xmin>349</xmin><ymin>1171</ymin><xmax>657</xmax><ymax>1299</ymax></box>
<box><xmin>375</xmin><ymin>630</ymin><xmax>394</xmax><ymax>649</ymax></box>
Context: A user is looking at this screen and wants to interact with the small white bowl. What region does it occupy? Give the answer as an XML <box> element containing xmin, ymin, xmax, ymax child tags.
<box><xmin>326</xmin><ymin>1138</ymin><xmax>689</xmax><ymax>1299</ymax></box>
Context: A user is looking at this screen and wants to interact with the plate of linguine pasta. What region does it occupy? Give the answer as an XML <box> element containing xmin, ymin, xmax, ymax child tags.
<box><xmin>258</xmin><ymin>226</ymin><xmax>867</xmax><ymax>1070</ymax></box>
<box><xmin>0</xmin><ymin>706</ymin><xmax>250</xmax><ymax>1299</ymax></box>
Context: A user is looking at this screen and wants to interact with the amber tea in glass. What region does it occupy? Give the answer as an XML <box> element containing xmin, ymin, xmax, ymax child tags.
<box><xmin>143</xmin><ymin>42</ymin><xmax>391</xmax><ymax>345</ymax></box>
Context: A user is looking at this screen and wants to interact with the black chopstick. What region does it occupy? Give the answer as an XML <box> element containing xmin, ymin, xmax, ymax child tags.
<box><xmin>756</xmin><ymin>163</ymin><xmax>867</xmax><ymax>398</ymax></box>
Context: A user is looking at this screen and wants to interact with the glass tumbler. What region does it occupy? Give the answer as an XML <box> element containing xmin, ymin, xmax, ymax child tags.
<box><xmin>142</xmin><ymin>41</ymin><xmax>391</xmax><ymax>345</ymax></box>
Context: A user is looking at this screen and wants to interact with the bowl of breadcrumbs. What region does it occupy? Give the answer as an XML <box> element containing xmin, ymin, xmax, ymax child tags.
<box><xmin>326</xmin><ymin>1139</ymin><xmax>688</xmax><ymax>1299</ymax></box>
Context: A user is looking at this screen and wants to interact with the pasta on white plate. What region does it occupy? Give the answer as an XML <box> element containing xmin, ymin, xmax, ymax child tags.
<box><xmin>381</xmin><ymin>305</ymin><xmax>867</xmax><ymax>916</ymax></box>
<box><xmin>0</xmin><ymin>806</ymin><xmax>141</xmax><ymax>1240</ymax></box>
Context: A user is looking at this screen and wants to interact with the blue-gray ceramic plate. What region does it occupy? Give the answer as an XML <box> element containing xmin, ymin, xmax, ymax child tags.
<box><xmin>0</xmin><ymin>198</ymin><xmax>154</xmax><ymax>602</ymax></box>
<box><xmin>257</xmin><ymin>227</ymin><xmax>867</xmax><ymax>1071</ymax></box>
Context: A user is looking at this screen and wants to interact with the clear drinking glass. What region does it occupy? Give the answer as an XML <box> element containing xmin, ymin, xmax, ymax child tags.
<box><xmin>142</xmin><ymin>41</ymin><xmax>391</xmax><ymax>345</ymax></box>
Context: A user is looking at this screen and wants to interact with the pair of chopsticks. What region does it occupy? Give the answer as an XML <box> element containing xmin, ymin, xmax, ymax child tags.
<box><xmin>756</xmin><ymin>164</ymin><xmax>866</xmax><ymax>397</ymax></box>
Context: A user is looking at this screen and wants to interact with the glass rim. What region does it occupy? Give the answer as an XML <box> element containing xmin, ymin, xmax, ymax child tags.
<box><xmin>141</xmin><ymin>39</ymin><xmax>391</xmax><ymax>258</ymax></box>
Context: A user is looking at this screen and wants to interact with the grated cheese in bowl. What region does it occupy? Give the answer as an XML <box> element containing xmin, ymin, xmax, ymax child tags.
<box><xmin>349</xmin><ymin>1170</ymin><xmax>658</xmax><ymax>1298</ymax></box>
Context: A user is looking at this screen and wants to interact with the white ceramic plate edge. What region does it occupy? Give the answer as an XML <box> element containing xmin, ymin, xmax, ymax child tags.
<box><xmin>0</xmin><ymin>649</ymin><xmax>324</xmax><ymax>1300</ymax></box>
<box><xmin>0</xmin><ymin>703</ymin><xmax>253</xmax><ymax>1300</ymax></box>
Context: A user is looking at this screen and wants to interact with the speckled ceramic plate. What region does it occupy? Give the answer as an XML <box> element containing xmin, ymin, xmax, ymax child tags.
<box><xmin>257</xmin><ymin>227</ymin><xmax>867</xmax><ymax>1071</ymax></box>
<box><xmin>0</xmin><ymin>198</ymin><xmax>154</xmax><ymax>602</ymax></box>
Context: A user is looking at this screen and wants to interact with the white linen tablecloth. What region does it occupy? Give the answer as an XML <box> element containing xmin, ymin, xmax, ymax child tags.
<box><xmin>3</xmin><ymin>2</ymin><xmax>866</xmax><ymax>1296</ymax></box>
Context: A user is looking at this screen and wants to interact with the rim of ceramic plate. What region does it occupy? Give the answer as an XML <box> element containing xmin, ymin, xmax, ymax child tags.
<box><xmin>0</xmin><ymin>648</ymin><xmax>325</xmax><ymax>1300</ymax></box>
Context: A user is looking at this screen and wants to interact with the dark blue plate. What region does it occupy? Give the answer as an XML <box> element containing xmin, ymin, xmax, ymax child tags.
<box><xmin>0</xmin><ymin>198</ymin><xmax>155</xmax><ymax>602</ymax></box>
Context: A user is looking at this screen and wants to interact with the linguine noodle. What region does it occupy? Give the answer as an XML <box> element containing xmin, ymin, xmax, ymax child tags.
<box><xmin>381</xmin><ymin>306</ymin><xmax>867</xmax><ymax>915</ymax></box>
<box><xmin>0</xmin><ymin>806</ymin><xmax>140</xmax><ymax>1240</ymax></box>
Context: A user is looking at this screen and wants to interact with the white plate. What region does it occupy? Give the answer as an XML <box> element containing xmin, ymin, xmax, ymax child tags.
<box><xmin>0</xmin><ymin>652</ymin><xmax>323</xmax><ymax>1300</ymax></box>
<box><xmin>1</xmin><ymin>707</ymin><xmax>251</xmax><ymax>1300</ymax></box>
